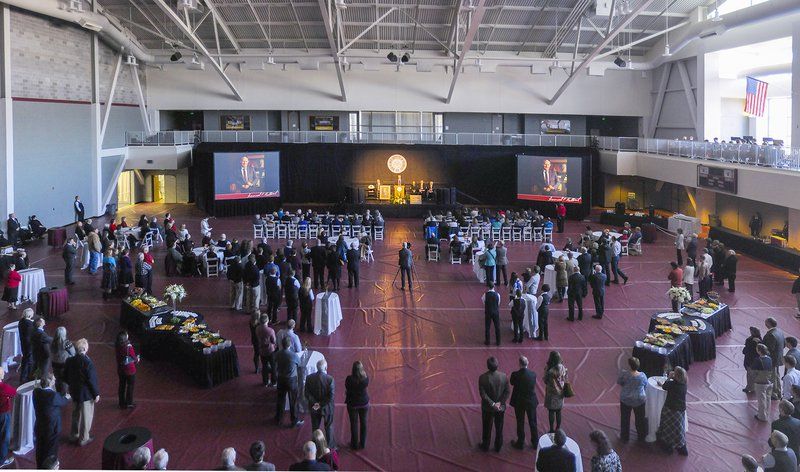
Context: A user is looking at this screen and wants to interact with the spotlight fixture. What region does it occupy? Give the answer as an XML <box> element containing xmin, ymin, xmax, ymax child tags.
<box><xmin>387</xmin><ymin>52</ymin><xmax>398</xmax><ymax>62</ymax></box>
<box><xmin>267</xmin><ymin>55</ymin><xmax>275</xmax><ymax>65</ymax></box>
<box><xmin>170</xmin><ymin>51</ymin><xmax>182</xmax><ymax>62</ymax></box>
<box><xmin>662</xmin><ymin>44</ymin><xmax>671</xmax><ymax>57</ymax></box>
<box><xmin>711</xmin><ymin>0</ymin><xmax>722</xmax><ymax>21</ymax></box>
<box><xmin>613</xmin><ymin>55</ymin><xmax>627</xmax><ymax>68</ymax></box>
<box><xmin>400</xmin><ymin>52</ymin><xmax>410</xmax><ymax>63</ymax></box>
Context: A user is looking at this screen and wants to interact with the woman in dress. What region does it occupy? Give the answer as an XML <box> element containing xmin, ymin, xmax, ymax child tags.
<box><xmin>115</xmin><ymin>331</ymin><xmax>138</xmax><ymax>409</ymax></box>
<box><xmin>509</xmin><ymin>289</ymin><xmax>524</xmax><ymax>344</ymax></box>
<box><xmin>118</xmin><ymin>248</ymin><xmax>134</xmax><ymax>297</ymax></box>
<box><xmin>50</xmin><ymin>327</ymin><xmax>75</xmax><ymax>395</ymax></box>
<box><xmin>554</xmin><ymin>256</ymin><xmax>568</xmax><ymax>302</ymax></box>
<box><xmin>589</xmin><ymin>430</ymin><xmax>622</xmax><ymax>472</ymax></box>
<box><xmin>312</xmin><ymin>429</ymin><xmax>339</xmax><ymax>470</ymax></box>
<box><xmin>544</xmin><ymin>351</ymin><xmax>567</xmax><ymax>432</ymax></box>
<box><xmin>345</xmin><ymin>360</ymin><xmax>370</xmax><ymax>450</ymax></box>
<box><xmin>1</xmin><ymin>264</ymin><xmax>21</xmax><ymax>309</ymax></box>
<box><xmin>101</xmin><ymin>249</ymin><xmax>118</xmax><ymax>300</ymax></box>
<box><xmin>535</xmin><ymin>285</ymin><xmax>551</xmax><ymax>341</ymax></box>
<box><xmin>617</xmin><ymin>357</ymin><xmax>647</xmax><ymax>442</ymax></box>
<box><xmin>298</xmin><ymin>277</ymin><xmax>314</xmax><ymax>334</ymax></box>
<box><xmin>656</xmin><ymin>366</ymin><xmax>689</xmax><ymax>455</ymax></box>
<box><xmin>742</xmin><ymin>326</ymin><xmax>762</xmax><ymax>394</ymax></box>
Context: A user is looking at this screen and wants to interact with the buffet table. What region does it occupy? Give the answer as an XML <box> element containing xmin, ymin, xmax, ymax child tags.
<box><xmin>314</xmin><ymin>292</ymin><xmax>342</xmax><ymax>336</ymax></box>
<box><xmin>681</xmin><ymin>301</ymin><xmax>732</xmax><ymax>337</ymax></box>
<box><xmin>632</xmin><ymin>333</ymin><xmax>693</xmax><ymax>378</ymax></box>
<box><xmin>120</xmin><ymin>301</ymin><xmax>239</xmax><ymax>388</ymax></box>
<box><xmin>535</xmin><ymin>433</ymin><xmax>583</xmax><ymax>472</ymax></box>
<box><xmin>668</xmin><ymin>214</ymin><xmax>701</xmax><ymax>236</ymax></box>
<box><xmin>648</xmin><ymin>313</ymin><xmax>717</xmax><ymax>362</ymax></box>
<box><xmin>17</xmin><ymin>268</ymin><xmax>46</xmax><ymax>304</ymax></box>
<box><xmin>645</xmin><ymin>376</ymin><xmax>689</xmax><ymax>443</ymax></box>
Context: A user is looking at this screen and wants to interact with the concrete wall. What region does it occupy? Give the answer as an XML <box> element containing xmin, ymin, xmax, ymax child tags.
<box><xmin>715</xmin><ymin>192</ymin><xmax>787</xmax><ymax>236</ymax></box>
<box><xmin>719</xmin><ymin>98</ymin><xmax>749</xmax><ymax>141</ymax></box>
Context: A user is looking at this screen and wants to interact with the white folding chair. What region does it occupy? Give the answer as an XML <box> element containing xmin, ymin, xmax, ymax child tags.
<box><xmin>459</xmin><ymin>226</ymin><xmax>469</xmax><ymax>236</ymax></box>
<box><xmin>351</xmin><ymin>225</ymin><xmax>362</xmax><ymax>238</ymax></box>
<box><xmin>308</xmin><ymin>224</ymin><xmax>318</xmax><ymax>239</ymax></box>
<box><xmin>631</xmin><ymin>241</ymin><xmax>642</xmax><ymax>255</ymax></box>
<box><xmin>621</xmin><ymin>241</ymin><xmax>629</xmax><ymax>256</ymax></box>
<box><xmin>253</xmin><ymin>224</ymin><xmax>264</xmax><ymax>240</ymax></box>
<box><xmin>427</xmin><ymin>243</ymin><xmax>440</xmax><ymax>262</ymax></box>
<box><xmin>543</xmin><ymin>227</ymin><xmax>553</xmax><ymax>243</ymax></box>
<box><xmin>450</xmin><ymin>249</ymin><xmax>462</xmax><ymax>264</ymax></box>
<box><xmin>265</xmin><ymin>225</ymin><xmax>276</xmax><ymax>239</ymax></box>
<box><xmin>330</xmin><ymin>225</ymin><xmax>341</xmax><ymax>237</ymax></box>
<box><xmin>276</xmin><ymin>224</ymin><xmax>288</xmax><ymax>239</ymax></box>
<box><xmin>491</xmin><ymin>228</ymin><xmax>501</xmax><ymax>241</ymax></box>
<box><xmin>522</xmin><ymin>227</ymin><xmax>532</xmax><ymax>242</ymax></box>
<box><xmin>470</xmin><ymin>227</ymin><xmax>481</xmax><ymax>239</ymax></box>
<box><xmin>512</xmin><ymin>227</ymin><xmax>522</xmax><ymax>242</ymax></box>
<box><xmin>501</xmin><ymin>227</ymin><xmax>511</xmax><ymax>241</ymax></box>
<box><xmin>365</xmin><ymin>246</ymin><xmax>375</xmax><ymax>263</ymax></box>
<box><xmin>374</xmin><ymin>226</ymin><xmax>384</xmax><ymax>241</ymax></box>
<box><xmin>139</xmin><ymin>232</ymin><xmax>153</xmax><ymax>250</ymax></box>
<box><xmin>287</xmin><ymin>224</ymin><xmax>298</xmax><ymax>239</ymax></box>
<box><xmin>533</xmin><ymin>228</ymin><xmax>543</xmax><ymax>242</ymax></box>
<box><xmin>298</xmin><ymin>225</ymin><xmax>309</xmax><ymax>239</ymax></box>
<box><xmin>206</xmin><ymin>258</ymin><xmax>219</xmax><ymax>277</ymax></box>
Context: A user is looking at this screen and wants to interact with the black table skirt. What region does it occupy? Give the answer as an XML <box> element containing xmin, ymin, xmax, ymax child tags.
<box><xmin>682</xmin><ymin>304</ymin><xmax>732</xmax><ymax>338</ymax></box>
<box><xmin>633</xmin><ymin>334</ymin><xmax>693</xmax><ymax>378</ymax></box>
<box><xmin>648</xmin><ymin>315</ymin><xmax>716</xmax><ymax>362</ymax></box>
<box><xmin>599</xmin><ymin>211</ymin><xmax>668</xmax><ymax>230</ymax></box>
<box><xmin>708</xmin><ymin>226</ymin><xmax>800</xmax><ymax>273</ymax></box>
<box><xmin>120</xmin><ymin>302</ymin><xmax>239</xmax><ymax>388</ymax></box>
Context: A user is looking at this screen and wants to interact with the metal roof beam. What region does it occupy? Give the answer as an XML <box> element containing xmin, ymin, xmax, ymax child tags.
<box><xmin>317</xmin><ymin>0</ymin><xmax>346</xmax><ymax>101</ymax></box>
<box><xmin>287</xmin><ymin>0</ymin><xmax>310</xmax><ymax>52</ymax></box>
<box><xmin>202</xmin><ymin>0</ymin><xmax>242</xmax><ymax>53</ymax></box>
<box><xmin>543</xmin><ymin>0</ymin><xmax>593</xmax><ymax>58</ymax></box>
<box><xmin>516</xmin><ymin>0</ymin><xmax>552</xmax><ymax>55</ymax></box>
<box><xmin>151</xmin><ymin>0</ymin><xmax>243</xmax><ymax>101</ymax></box>
<box><xmin>446</xmin><ymin>0</ymin><xmax>487</xmax><ymax>104</ymax></box>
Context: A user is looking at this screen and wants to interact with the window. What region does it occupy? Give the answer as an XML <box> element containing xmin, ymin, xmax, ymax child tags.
<box><xmin>357</xmin><ymin>111</ymin><xmax>440</xmax><ymax>142</ymax></box>
<box><xmin>349</xmin><ymin>112</ymin><xmax>359</xmax><ymax>141</ymax></box>
<box><xmin>707</xmin><ymin>0</ymin><xmax>770</xmax><ymax>19</ymax></box>
<box><xmin>755</xmin><ymin>96</ymin><xmax>792</xmax><ymax>146</ymax></box>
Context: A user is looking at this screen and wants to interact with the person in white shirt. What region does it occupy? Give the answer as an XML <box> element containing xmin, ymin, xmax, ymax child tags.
<box><xmin>675</xmin><ymin>228</ymin><xmax>685</xmax><ymax>266</ymax></box>
<box><xmin>178</xmin><ymin>224</ymin><xmax>190</xmax><ymax>242</ymax></box>
<box><xmin>782</xmin><ymin>356</ymin><xmax>800</xmax><ymax>400</ymax></box>
<box><xmin>200</xmin><ymin>218</ymin><xmax>212</xmax><ymax>238</ymax></box>
<box><xmin>683</xmin><ymin>258</ymin><xmax>696</xmax><ymax>300</ymax></box>
<box><xmin>276</xmin><ymin>320</ymin><xmax>303</xmax><ymax>354</ymax></box>
<box><xmin>524</xmin><ymin>267</ymin><xmax>540</xmax><ymax>296</ymax></box>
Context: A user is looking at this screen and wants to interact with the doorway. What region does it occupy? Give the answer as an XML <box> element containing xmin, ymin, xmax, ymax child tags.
<box><xmin>153</xmin><ymin>175</ymin><xmax>165</xmax><ymax>203</ymax></box>
<box><xmin>117</xmin><ymin>171</ymin><xmax>135</xmax><ymax>208</ymax></box>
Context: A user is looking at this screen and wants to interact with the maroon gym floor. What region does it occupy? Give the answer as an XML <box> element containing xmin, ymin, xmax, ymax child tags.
<box><xmin>4</xmin><ymin>204</ymin><xmax>797</xmax><ymax>471</ymax></box>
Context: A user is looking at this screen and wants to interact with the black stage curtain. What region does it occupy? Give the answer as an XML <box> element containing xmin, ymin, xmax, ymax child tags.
<box><xmin>192</xmin><ymin>142</ymin><xmax>595</xmax><ymax>218</ymax></box>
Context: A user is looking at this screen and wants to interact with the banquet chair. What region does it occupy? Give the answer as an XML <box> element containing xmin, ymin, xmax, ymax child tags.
<box><xmin>298</xmin><ymin>225</ymin><xmax>309</xmax><ymax>239</ymax></box>
<box><xmin>631</xmin><ymin>241</ymin><xmax>642</xmax><ymax>255</ymax></box>
<box><xmin>427</xmin><ymin>243</ymin><xmax>440</xmax><ymax>262</ymax></box>
<box><xmin>533</xmin><ymin>228</ymin><xmax>543</xmax><ymax>242</ymax></box>
<box><xmin>470</xmin><ymin>227</ymin><xmax>481</xmax><ymax>239</ymax></box>
<box><xmin>308</xmin><ymin>224</ymin><xmax>318</xmax><ymax>239</ymax></box>
<box><xmin>450</xmin><ymin>249</ymin><xmax>462</xmax><ymax>264</ymax></box>
<box><xmin>374</xmin><ymin>226</ymin><xmax>384</xmax><ymax>241</ymax></box>
<box><xmin>287</xmin><ymin>224</ymin><xmax>298</xmax><ymax>240</ymax></box>
<box><xmin>501</xmin><ymin>227</ymin><xmax>512</xmax><ymax>241</ymax></box>
<box><xmin>116</xmin><ymin>235</ymin><xmax>129</xmax><ymax>251</ymax></box>
<box><xmin>139</xmin><ymin>232</ymin><xmax>153</xmax><ymax>250</ymax></box>
<box><xmin>491</xmin><ymin>228</ymin><xmax>501</xmax><ymax>241</ymax></box>
<box><xmin>459</xmin><ymin>226</ymin><xmax>469</xmax><ymax>236</ymax></box>
<box><xmin>265</xmin><ymin>225</ymin><xmax>276</xmax><ymax>239</ymax></box>
<box><xmin>253</xmin><ymin>224</ymin><xmax>264</xmax><ymax>240</ymax></box>
<box><xmin>330</xmin><ymin>225</ymin><xmax>341</xmax><ymax>237</ymax></box>
<box><xmin>351</xmin><ymin>225</ymin><xmax>362</xmax><ymax>238</ymax></box>
<box><xmin>365</xmin><ymin>246</ymin><xmax>375</xmax><ymax>263</ymax></box>
<box><xmin>512</xmin><ymin>227</ymin><xmax>522</xmax><ymax>242</ymax></box>
<box><xmin>543</xmin><ymin>228</ymin><xmax>553</xmax><ymax>243</ymax></box>
<box><xmin>621</xmin><ymin>241</ymin><xmax>629</xmax><ymax>256</ymax></box>
<box><xmin>224</xmin><ymin>256</ymin><xmax>237</xmax><ymax>272</ymax></box>
<box><xmin>206</xmin><ymin>258</ymin><xmax>220</xmax><ymax>277</ymax></box>
<box><xmin>149</xmin><ymin>229</ymin><xmax>163</xmax><ymax>246</ymax></box>
<box><xmin>276</xmin><ymin>224</ymin><xmax>288</xmax><ymax>239</ymax></box>
<box><xmin>523</xmin><ymin>226</ymin><xmax>532</xmax><ymax>242</ymax></box>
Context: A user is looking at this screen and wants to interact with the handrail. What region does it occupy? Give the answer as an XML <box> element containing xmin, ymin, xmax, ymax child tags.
<box><xmin>124</xmin><ymin>130</ymin><xmax>799</xmax><ymax>172</ymax></box>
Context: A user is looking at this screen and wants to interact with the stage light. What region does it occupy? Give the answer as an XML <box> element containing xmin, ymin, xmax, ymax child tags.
<box><xmin>613</xmin><ymin>56</ymin><xmax>626</xmax><ymax>68</ymax></box>
<box><xmin>170</xmin><ymin>51</ymin><xmax>182</xmax><ymax>62</ymax></box>
<box><xmin>401</xmin><ymin>53</ymin><xmax>410</xmax><ymax>63</ymax></box>
<box><xmin>387</xmin><ymin>52</ymin><xmax>398</xmax><ymax>62</ymax></box>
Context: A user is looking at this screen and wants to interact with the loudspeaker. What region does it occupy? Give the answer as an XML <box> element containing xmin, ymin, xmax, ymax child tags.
<box><xmin>356</xmin><ymin>187</ymin><xmax>365</xmax><ymax>205</ymax></box>
<box><xmin>450</xmin><ymin>187</ymin><xmax>457</xmax><ymax>205</ymax></box>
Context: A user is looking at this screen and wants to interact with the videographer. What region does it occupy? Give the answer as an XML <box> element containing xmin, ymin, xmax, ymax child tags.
<box><xmin>399</xmin><ymin>242</ymin><xmax>413</xmax><ymax>291</ymax></box>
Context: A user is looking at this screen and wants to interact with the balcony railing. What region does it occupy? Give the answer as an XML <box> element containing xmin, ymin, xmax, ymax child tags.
<box><xmin>124</xmin><ymin>130</ymin><xmax>800</xmax><ymax>172</ymax></box>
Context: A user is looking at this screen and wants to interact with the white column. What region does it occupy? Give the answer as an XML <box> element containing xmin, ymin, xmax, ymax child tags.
<box><xmin>791</xmin><ymin>21</ymin><xmax>800</xmax><ymax>147</ymax></box>
<box><xmin>0</xmin><ymin>6</ymin><xmax>12</xmax><ymax>225</ymax></box>
<box><xmin>90</xmin><ymin>2</ymin><xmax>102</xmax><ymax>216</ymax></box>
<box><xmin>701</xmin><ymin>49</ymin><xmax>722</xmax><ymax>141</ymax></box>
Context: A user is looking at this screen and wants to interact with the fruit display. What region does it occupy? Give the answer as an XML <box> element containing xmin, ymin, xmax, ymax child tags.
<box><xmin>643</xmin><ymin>333</ymin><xmax>676</xmax><ymax>347</ymax></box>
<box><xmin>127</xmin><ymin>294</ymin><xmax>167</xmax><ymax>312</ymax></box>
<box><xmin>683</xmin><ymin>298</ymin><xmax>721</xmax><ymax>313</ymax></box>
<box><xmin>654</xmin><ymin>320</ymin><xmax>698</xmax><ymax>335</ymax></box>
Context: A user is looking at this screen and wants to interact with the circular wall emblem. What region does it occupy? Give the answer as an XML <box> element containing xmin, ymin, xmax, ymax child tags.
<box><xmin>387</xmin><ymin>154</ymin><xmax>407</xmax><ymax>174</ymax></box>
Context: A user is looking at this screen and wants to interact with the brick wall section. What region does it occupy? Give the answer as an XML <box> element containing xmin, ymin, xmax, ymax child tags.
<box><xmin>9</xmin><ymin>9</ymin><xmax>144</xmax><ymax>105</ymax></box>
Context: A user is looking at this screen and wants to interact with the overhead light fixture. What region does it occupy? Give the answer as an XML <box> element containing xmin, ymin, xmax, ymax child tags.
<box><xmin>335</xmin><ymin>0</ymin><xmax>347</xmax><ymax>9</ymax></box>
<box><xmin>78</xmin><ymin>17</ymin><xmax>103</xmax><ymax>32</ymax></box>
<box><xmin>387</xmin><ymin>52</ymin><xmax>398</xmax><ymax>62</ymax></box>
<box><xmin>662</xmin><ymin>44</ymin><xmax>672</xmax><ymax>57</ymax></box>
<box><xmin>267</xmin><ymin>55</ymin><xmax>275</xmax><ymax>65</ymax></box>
<box><xmin>68</xmin><ymin>0</ymin><xmax>84</xmax><ymax>12</ymax></box>
<box><xmin>663</xmin><ymin>3</ymin><xmax>671</xmax><ymax>58</ymax></box>
<box><xmin>400</xmin><ymin>53</ymin><xmax>410</xmax><ymax>63</ymax></box>
<box><xmin>170</xmin><ymin>51</ymin><xmax>183</xmax><ymax>62</ymax></box>
<box><xmin>614</xmin><ymin>56</ymin><xmax>627</xmax><ymax>68</ymax></box>
<box><xmin>711</xmin><ymin>0</ymin><xmax>722</xmax><ymax>21</ymax></box>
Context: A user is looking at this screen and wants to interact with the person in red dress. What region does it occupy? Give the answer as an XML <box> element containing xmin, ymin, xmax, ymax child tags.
<box><xmin>115</xmin><ymin>331</ymin><xmax>139</xmax><ymax>409</ymax></box>
<box><xmin>1</xmin><ymin>264</ymin><xmax>22</xmax><ymax>309</ymax></box>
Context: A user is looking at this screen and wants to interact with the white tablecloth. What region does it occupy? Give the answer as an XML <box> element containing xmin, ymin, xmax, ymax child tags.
<box><xmin>592</xmin><ymin>231</ymin><xmax>623</xmax><ymax>241</ymax></box>
<box><xmin>518</xmin><ymin>294</ymin><xmax>539</xmax><ymax>338</ymax></box>
<box><xmin>1</xmin><ymin>322</ymin><xmax>21</xmax><ymax>369</ymax></box>
<box><xmin>543</xmin><ymin>265</ymin><xmax>557</xmax><ymax>298</ymax></box>
<box><xmin>17</xmin><ymin>268</ymin><xmax>45</xmax><ymax>304</ymax></box>
<box><xmin>314</xmin><ymin>292</ymin><xmax>342</xmax><ymax>336</ymax></box>
<box><xmin>668</xmin><ymin>215</ymin><xmax>701</xmax><ymax>236</ymax></box>
<box><xmin>10</xmin><ymin>380</ymin><xmax>37</xmax><ymax>455</ymax></box>
<box><xmin>535</xmin><ymin>433</ymin><xmax>583</xmax><ymax>472</ymax></box>
<box><xmin>645</xmin><ymin>376</ymin><xmax>689</xmax><ymax>442</ymax></box>
<box><xmin>328</xmin><ymin>236</ymin><xmax>359</xmax><ymax>249</ymax></box>
<box><xmin>192</xmin><ymin>247</ymin><xmax>224</xmax><ymax>260</ymax></box>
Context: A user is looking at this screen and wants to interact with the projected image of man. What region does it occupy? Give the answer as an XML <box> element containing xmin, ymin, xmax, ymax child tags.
<box><xmin>239</xmin><ymin>156</ymin><xmax>257</xmax><ymax>190</ymax></box>
<box><xmin>535</xmin><ymin>159</ymin><xmax>556</xmax><ymax>194</ymax></box>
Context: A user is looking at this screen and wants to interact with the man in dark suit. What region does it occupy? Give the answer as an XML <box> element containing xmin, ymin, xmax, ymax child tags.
<box><xmin>274</xmin><ymin>337</ymin><xmax>303</xmax><ymax>428</ymax></box>
<box><xmin>588</xmin><ymin>265</ymin><xmax>607</xmax><ymax>320</ymax></box>
<box><xmin>566</xmin><ymin>266</ymin><xmax>587</xmax><ymax>322</ymax></box>
<box><xmin>536</xmin><ymin>429</ymin><xmax>576</xmax><ymax>472</ymax></box>
<box><xmin>304</xmin><ymin>359</ymin><xmax>336</xmax><ymax>449</ymax></box>
<box><xmin>63</xmin><ymin>338</ymin><xmax>99</xmax><ymax>446</ymax></box>
<box><xmin>325</xmin><ymin>246</ymin><xmax>342</xmax><ymax>291</ymax></box>
<box><xmin>398</xmin><ymin>242</ymin><xmax>413</xmax><ymax>291</ymax></box>
<box><xmin>724</xmin><ymin>249</ymin><xmax>738</xmax><ymax>292</ymax></box>
<box><xmin>62</xmin><ymin>238</ymin><xmax>77</xmax><ymax>285</ymax></box>
<box><xmin>289</xmin><ymin>442</ymin><xmax>330</xmax><ymax>471</ymax></box>
<box><xmin>310</xmin><ymin>242</ymin><xmax>327</xmax><ymax>290</ymax></box>
<box><xmin>5</xmin><ymin>213</ymin><xmax>20</xmax><ymax>246</ymax></box>
<box><xmin>32</xmin><ymin>317</ymin><xmax>53</xmax><ymax>378</ymax></box>
<box><xmin>74</xmin><ymin>196</ymin><xmax>85</xmax><ymax>222</ymax></box>
<box><xmin>771</xmin><ymin>400</ymin><xmax>800</xmax><ymax>460</ymax></box>
<box><xmin>534</xmin><ymin>159</ymin><xmax>555</xmax><ymax>194</ymax></box>
<box><xmin>478</xmin><ymin>356</ymin><xmax>509</xmax><ymax>453</ymax></box>
<box><xmin>346</xmin><ymin>243</ymin><xmax>360</xmax><ymax>288</ymax></box>
<box><xmin>764</xmin><ymin>317</ymin><xmax>787</xmax><ymax>400</ymax></box>
<box><xmin>509</xmin><ymin>355</ymin><xmax>538</xmax><ymax>449</ymax></box>
<box><xmin>577</xmin><ymin>247</ymin><xmax>592</xmax><ymax>278</ymax></box>
<box><xmin>18</xmin><ymin>309</ymin><xmax>35</xmax><ymax>384</ymax></box>
<box><xmin>482</xmin><ymin>284</ymin><xmax>501</xmax><ymax>346</ymax></box>
<box><xmin>32</xmin><ymin>373</ymin><xmax>68</xmax><ymax>469</ymax></box>
<box><xmin>598</xmin><ymin>240</ymin><xmax>612</xmax><ymax>286</ymax></box>
<box><xmin>245</xmin><ymin>441</ymin><xmax>276</xmax><ymax>471</ymax></box>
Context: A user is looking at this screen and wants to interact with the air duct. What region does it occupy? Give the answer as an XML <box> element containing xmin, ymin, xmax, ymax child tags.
<box><xmin>0</xmin><ymin>0</ymin><xmax>154</xmax><ymax>63</ymax></box>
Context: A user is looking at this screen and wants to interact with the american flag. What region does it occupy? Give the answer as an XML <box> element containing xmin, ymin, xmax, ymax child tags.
<box><xmin>744</xmin><ymin>76</ymin><xmax>768</xmax><ymax>117</ymax></box>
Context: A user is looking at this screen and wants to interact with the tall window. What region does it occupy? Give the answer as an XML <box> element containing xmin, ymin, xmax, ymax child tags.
<box><xmin>358</xmin><ymin>111</ymin><xmax>443</xmax><ymax>142</ymax></box>
<box><xmin>755</xmin><ymin>96</ymin><xmax>792</xmax><ymax>146</ymax></box>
